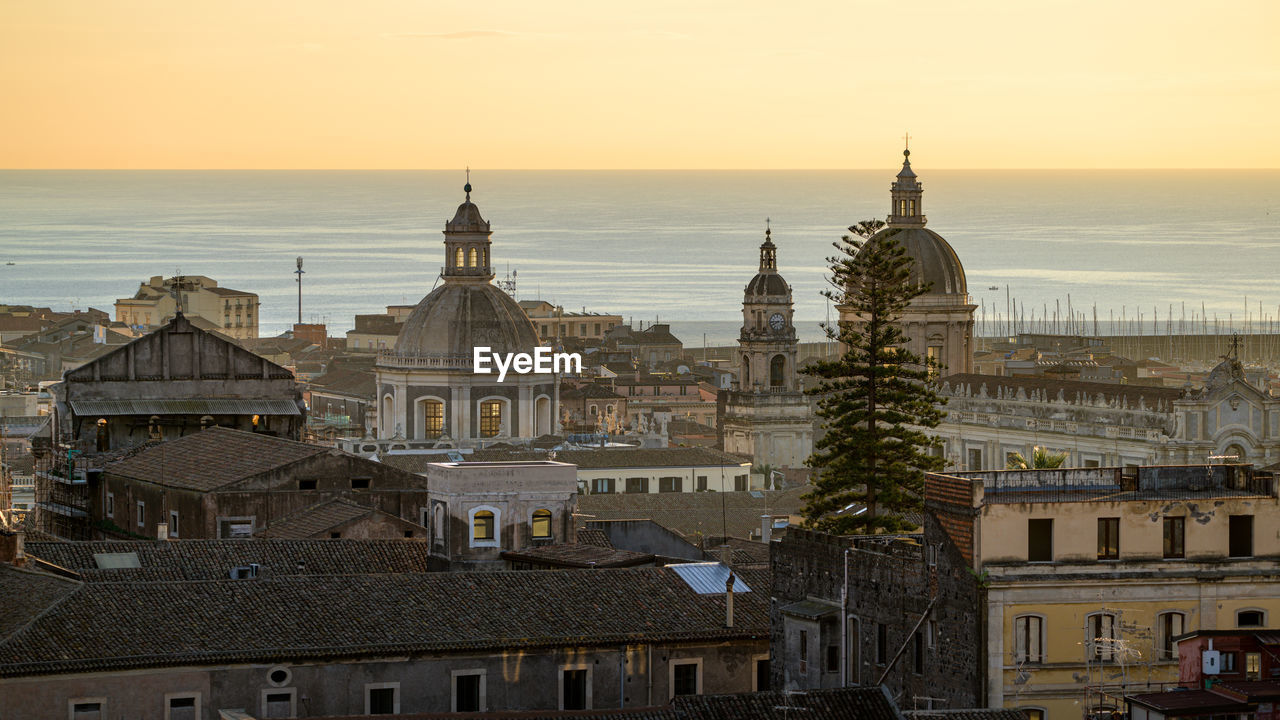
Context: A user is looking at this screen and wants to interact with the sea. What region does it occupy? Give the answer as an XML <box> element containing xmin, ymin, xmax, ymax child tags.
<box><xmin>1</xmin><ymin>170</ymin><xmax>1278</xmax><ymax>347</ymax></box>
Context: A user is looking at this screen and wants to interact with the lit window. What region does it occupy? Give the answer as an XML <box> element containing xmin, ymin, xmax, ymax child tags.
<box><xmin>480</xmin><ymin>400</ymin><xmax>502</xmax><ymax>437</ymax></box>
<box><xmin>473</xmin><ymin>510</ymin><xmax>495</xmax><ymax>541</ymax></box>
<box><xmin>421</xmin><ymin>400</ymin><xmax>444</xmax><ymax>438</ymax></box>
<box><xmin>455</xmin><ymin>247</ymin><xmax>464</xmax><ymax>267</ymax></box>
<box><xmin>531</xmin><ymin>509</ymin><xmax>552</xmax><ymax>539</ymax></box>
<box><xmin>468</xmin><ymin>247</ymin><xmax>478</xmax><ymax>267</ymax></box>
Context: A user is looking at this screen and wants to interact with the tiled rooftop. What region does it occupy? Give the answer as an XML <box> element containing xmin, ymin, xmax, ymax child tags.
<box><xmin>105</xmin><ymin>426</ymin><xmax>332</xmax><ymax>491</ymax></box>
<box><xmin>579</xmin><ymin>486</ymin><xmax>807</xmax><ymax>540</ymax></box>
<box><xmin>0</xmin><ymin>565</ymin><xmax>768</xmax><ymax>677</ymax></box>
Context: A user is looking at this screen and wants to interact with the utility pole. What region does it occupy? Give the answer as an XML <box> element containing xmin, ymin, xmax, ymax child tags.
<box><xmin>294</xmin><ymin>257</ymin><xmax>304</xmax><ymax>324</ymax></box>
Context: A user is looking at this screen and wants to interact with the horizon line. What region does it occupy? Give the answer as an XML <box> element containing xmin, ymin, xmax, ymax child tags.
<box><xmin>3</xmin><ymin>167</ymin><xmax>1279</xmax><ymax>172</ymax></box>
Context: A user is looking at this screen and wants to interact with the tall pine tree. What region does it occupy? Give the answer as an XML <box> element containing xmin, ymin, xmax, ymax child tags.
<box><xmin>802</xmin><ymin>221</ymin><xmax>945</xmax><ymax>534</ymax></box>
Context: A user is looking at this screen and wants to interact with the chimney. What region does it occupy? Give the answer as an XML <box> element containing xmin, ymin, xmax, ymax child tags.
<box><xmin>0</xmin><ymin>530</ymin><xmax>25</xmax><ymax>565</ymax></box>
<box><xmin>761</xmin><ymin>514</ymin><xmax>772</xmax><ymax>544</ymax></box>
<box><xmin>724</xmin><ymin>572</ymin><xmax>736</xmax><ymax>628</ymax></box>
<box><xmin>156</xmin><ymin>523</ymin><xmax>169</xmax><ymax>541</ymax></box>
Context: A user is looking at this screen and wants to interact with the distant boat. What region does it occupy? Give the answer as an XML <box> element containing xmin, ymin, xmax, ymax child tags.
<box><xmin>988</xmin><ymin>285</ymin><xmax>998</xmax><ymax>290</ymax></box>
<box><xmin>4</xmin><ymin>262</ymin><xmax>13</xmax><ymax>266</ymax></box>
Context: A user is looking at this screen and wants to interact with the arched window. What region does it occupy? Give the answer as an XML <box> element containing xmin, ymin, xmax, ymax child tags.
<box><xmin>95</xmin><ymin>418</ymin><xmax>109</xmax><ymax>452</ymax></box>
<box><xmin>479</xmin><ymin>399</ymin><xmax>504</xmax><ymax>438</ymax></box>
<box><xmin>1157</xmin><ymin>611</ymin><xmax>1186</xmax><ymax>660</ymax></box>
<box><xmin>454</xmin><ymin>247</ymin><xmax>465</xmax><ymax>268</ymax></box>
<box><xmin>416</xmin><ymin>398</ymin><xmax>444</xmax><ymax>439</ymax></box>
<box><xmin>531</xmin><ymin>509</ymin><xmax>552</xmax><ymax>539</ymax></box>
<box><xmin>473</xmin><ymin>510</ymin><xmax>495</xmax><ymax>541</ymax></box>
<box><xmin>1238</xmin><ymin>609</ymin><xmax>1266</xmax><ymax>628</ymax></box>
<box><xmin>589</xmin><ymin>404</ymin><xmax>598</xmax><ymax>417</ymax></box>
<box><xmin>770</xmin><ymin>355</ymin><xmax>786</xmax><ymax>387</ymax></box>
<box><xmin>380</xmin><ymin>394</ymin><xmax>395</xmax><ymax>438</ymax></box>
<box><xmin>535</xmin><ymin>395</ymin><xmax>551</xmax><ymax>437</ymax></box>
<box><xmin>741</xmin><ymin>355</ymin><xmax>751</xmax><ymax>386</ymax></box>
<box><xmin>468</xmin><ymin>247</ymin><xmax>478</xmax><ymax>267</ymax></box>
<box><xmin>1087</xmin><ymin>612</ymin><xmax>1117</xmax><ymax>660</ymax></box>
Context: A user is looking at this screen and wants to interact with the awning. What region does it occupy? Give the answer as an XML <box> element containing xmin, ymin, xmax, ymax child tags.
<box><xmin>70</xmin><ymin>398</ymin><xmax>301</xmax><ymax>417</ymax></box>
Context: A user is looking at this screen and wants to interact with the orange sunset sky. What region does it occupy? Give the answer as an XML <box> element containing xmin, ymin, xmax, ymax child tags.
<box><xmin>2</xmin><ymin>1</ymin><xmax>1277</xmax><ymax>169</ymax></box>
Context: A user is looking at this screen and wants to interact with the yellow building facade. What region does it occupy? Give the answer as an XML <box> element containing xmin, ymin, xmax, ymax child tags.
<box><xmin>928</xmin><ymin>464</ymin><xmax>1280</xmax><ymax>720</ymax></box>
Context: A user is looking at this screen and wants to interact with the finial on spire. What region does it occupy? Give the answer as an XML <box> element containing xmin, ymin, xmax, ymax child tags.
<box><xmin>903</xmin><ymin>132</ymin><xmax>911</xmax><ymax>158</ymax></box>
<box><xmin>765</xmin><ymin>217</ymin><xmax>771</xmax><ymax>238</ymax></box>
<box><xmin>464</xmin><ymin>166</ymin><xmax>472</xmax><ymax>199</ymax></box>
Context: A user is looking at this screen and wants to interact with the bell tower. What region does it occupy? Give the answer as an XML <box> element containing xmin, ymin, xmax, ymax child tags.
<box><xmin>721</xmin><ymin>222</ymin><xmax>813</xmax><ymax>474</ymax></box>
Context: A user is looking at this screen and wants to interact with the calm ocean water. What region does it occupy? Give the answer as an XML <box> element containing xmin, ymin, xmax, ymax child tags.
<box><xmin>1</xmin><ymin>170</ymin><xmax>1278</xmax><ymax>346</ymax></box>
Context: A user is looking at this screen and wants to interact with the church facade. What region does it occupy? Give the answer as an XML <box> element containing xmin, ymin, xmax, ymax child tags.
<box><xmin>373</xmin><ymin>180</ymin><xmax>557</xmax><ymax>448</ymax></box>
<box><xmin>721</xmin><ymin>225</ymin><xmax>813</xmax><ymax>471</ymax></box>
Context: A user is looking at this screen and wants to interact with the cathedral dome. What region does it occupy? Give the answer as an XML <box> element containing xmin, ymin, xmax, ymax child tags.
<box><xmin>394</xmin><ymin>283</ymin><xmax>540</xmax><ymax>358</ymax></box>
<box><xmin>863</xmin><ymin>226</ymin><xmax>967</xmax><ymax>296</ymax></box>
<box><xmin>745</xmin><ymin>272</ymin><xmax>790</xmax><ymax>297</ymax></box>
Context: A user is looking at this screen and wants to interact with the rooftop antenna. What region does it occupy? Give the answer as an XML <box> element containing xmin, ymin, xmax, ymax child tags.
<box><xmin>294</xmin><ymin>257</ymin><xmax>305</xmax><ymax>325</ymax></box>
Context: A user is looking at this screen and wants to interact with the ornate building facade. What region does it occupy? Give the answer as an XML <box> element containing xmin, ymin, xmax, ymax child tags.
<box><xmin>721</xmin><ymin>225</ymin><xmax>813</xmax><ymax>471</ymax></box>
<box><xmin>373</xmin><ymin>180</ymin><xmax>557</xmax><ymax>447</ymax></box>
<box><xmin>842</xmin><ymin>148</ymin><xmax>975</xmax><ymax>375</ymax></box>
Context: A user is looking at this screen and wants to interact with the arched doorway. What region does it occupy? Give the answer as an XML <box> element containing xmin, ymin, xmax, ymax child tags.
<box><xmin>770</xmin><ymin>354</ymin><xmax>786</xmax><ymax>387</ymax></box>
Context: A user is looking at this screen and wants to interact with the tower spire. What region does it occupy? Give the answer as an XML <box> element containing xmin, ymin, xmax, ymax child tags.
<box><xmin>888</xmin><ymin>143</ymin><xmax>925</xmax><ymax>228</ymax></box>
<box><xmin>759</xmin><ymin>219</ymin><xmax>776</xmax><ymax>271</ymax></box>
<box><xmin>464</xmin><ymin>166</ymin><xmax>472</xmax><ymax>200</ymax></box>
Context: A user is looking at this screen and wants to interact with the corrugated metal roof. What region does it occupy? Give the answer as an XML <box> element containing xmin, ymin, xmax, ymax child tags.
<box><xmin>670</xmin><ymin>562</ymin><xmax>751</xmax><ymax>594</ymax></box>
<box><xmin>71</xmin><ymin>398</ymin><xmax>301</xmax><ymax>416</ymax></box>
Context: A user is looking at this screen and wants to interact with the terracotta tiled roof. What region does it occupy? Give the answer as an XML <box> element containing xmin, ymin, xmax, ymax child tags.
<box><xmin>309</xmin><ymin>366</ymin><xmax>376</xmax><ymax>398</ymax></box>
<box><xmin>472</xmin><ymin>447</ymin><xmax>752</xmax><ymax>470</ymax></box>
<box><xmin>105</xmin><ymin>426</ymin><xmax>330</xmax><ymax>491</ymax></box>
<box><xmin>0</xmin><ymin>565</ymin><xmax>79</xmax><ymax>642</ymax></box>
<box><xmin>500</xmin><ymin>543</ymin><xmax>653</xmax><ymax>568</ymax></box>
<box><xmin>575</xmin><ymin>528</ymin><xmax>613</xmax><ymax>548</ymax></box>
<box><xmin>580</xmin><ymin>486</ymin><xmax>807</xmax><ymax>540</ymax></box>
<box><xmin>255</xmin><ymin>498</ymin><xmax>411</xmax><ymax>539</ymax></box>
<box><xmin>24</xmin><ymin>538</ymin><xmax>435</xmax><ymax>581</ymax></box>
<box><xmin>0</xmin><ymin>566</ymin><xmax>768</xmax><ymax>677</ymax></box>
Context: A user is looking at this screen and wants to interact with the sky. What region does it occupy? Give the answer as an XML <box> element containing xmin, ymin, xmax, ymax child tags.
<box><xmin>2</xmin><ymin>1</ymin><xmax>1277</xmax><ymax>169</ymax></box>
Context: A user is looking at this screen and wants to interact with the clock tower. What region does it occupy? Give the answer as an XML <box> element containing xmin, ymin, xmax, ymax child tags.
<box><xmin>721</xmin><ymin>223</ymin><xmax>813</xmax><ymax>474</ymax></box>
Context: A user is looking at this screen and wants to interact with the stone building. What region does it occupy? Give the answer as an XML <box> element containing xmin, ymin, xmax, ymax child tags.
<box><xmin>721</xmin><ymin>223</ymin><xmax>814</xmax><ymax>470</ymax></box>
<box><xmin>842</xmin><ymin>148</ymin><xmax>974</xmax><ymax>375</ymax></box>
<box><xmin>519</xmin><ymin>300</ymin><xmax>623</xmax><ymax>343</ymax></box>
<box><xmin>927</xmin><ymin>463</ymin><xmax>1280</xmax><ymax>718</ymax></box>
<box><xmin>374</xmin><ymin>180</ymin><xmax>557</xmax><ymax>446</ymax></box>
<box><xmin>0</xmin><ymin>561</ymin><xmax>768</xmax><ymax>717</ymax></box>
<box><xmin>932</xmin><ymin>350</ymin><xmax>1280</xmax><ymax>471</ymax></box>
<box><xmin>115</xmin><ymin>275</ymin><xmax>259</xmax><ymax>340</ymax></box>
<box><xmin>770</xmin><ymin>527</ymin><xmax>983</xmax><ymax>708</ymax></box>
<box><xmin>49</xmin><ymin>313</ymin><xmax>304</xmax><ymax>453</ymax></box>
<box><xmin>96</xmin><ymin>426</ymin><xmax>429</xmax><ymax>540</ymax></box>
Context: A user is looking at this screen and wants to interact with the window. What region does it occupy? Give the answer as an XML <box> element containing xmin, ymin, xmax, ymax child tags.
<box><xmin>260</xmin><ymin>689</ymin><xmax>296</xmax><ymax>718</ymax></box>
<box><xmin>1230</xmin><ymin>515</ymin><xmax>1254</xmax><ymax>557</ymax></box>
<box><xmin>671</xmin><ymin>660</ymin><xmax>701</xmax><ymax>698</ymax></box>
<box><xmin>591</xmin><ymin>477</ymin><xmax>615</xmax><ymax>494</ymax></box>
<box><xmin>1238</xmin><ymin>609</ymin><xmax>1265</xmax><ymax>628</ymax></box>
<box><xmin>351</xmin><ymin>477</ymin><xmax>370</xmax><ymax>489</ymax></box>
<box><xmin>770</xmin><ymin>355</ymin><xmax>786</xmax><ymax>386</ymax></box>
<box><xmin>1247</xmin><ymin>652</ymin><xmax>1262</xmax><ymax>679</ymax></box>
<box><xmin>298</xmin><ymin>479</ymin><xmax>317</xmax><ymax>491</ymax></box>
<box><xmin>1163</xmin><ymin>517</ymin><xmax>1185</xmax><ymax>559</ymax></box>
<box><xmin>1158</xmin><ymin>612</ymin><xmax>1185</xmax><ymax>660</ymax></box>
<box><xmin>137</xmin><ymin>501</ymin><xmax>146</xmax><ymax>529</ymax></box>
<box><xmin>421</xmin><ymin>399</ymin><xmax>444</xmax><ymax>438</ymax></box>
<box><xmin>106</xmin><ymin>492</ymin><xmax>114</xmax><ymax>518</ymax></box>
<box><xmin>468</xmin><ymin>247</ymin><xmax>478</xmax><ymax>267</ymax></box>
<box><xmin>70</xmin><ymin>700</ymin><xmax>105</xmax><ymax>720</ymax></box>
<box><xmin>473</xmin><ymin>510</ymin><xmax>495</xmax><ymax>542</ymax></box>
<box><xmin>1222</xmin><ymin>651</ymin><xmax>1238</xmax><ymax>672</ymax></box>
<box><xmin>1014</xmin><ymin>615</ymin><xmax>1044</xmax><ymax>664</ymax></box>
<box><xmin>560</xmin><ymin>666</ymin><xmax>591</xmax><ymax>710</ymax></box>
<box><xmin>659</xmin><ymin>476</ymin><xmax>683</xmax><ymax>493</ymax></box>
<box><xmin>165</xmin><ymin>694</ymin><xmax>199</xmax><ymax>720</ymax></box>
<box><xmin>826</xmin><ymin>643</ymin><xmax>840</xmax><ymax>673</ymax></box>
<box><xmin>876</xmin><ymin>623</ymin><xmax>888</xmax><ymax>665</ymax></box>
<box><xmin>480</xmin><ymin>399</ymin><xmax>503</xmax><ymax>437</ymax></box>
<box><xmin>799</xmin><ymin>629</ymin><xmax>808</xmax><ymax>674</ymax></box>
<box><xmin>734</xmin><ymin>474</ymin><xmax>749</xmax><ymax>491</ymax></box>
<box><xmin>754</xmin><ymin>657</ymin><xmax>770</xmax><ymax>692</ymax></box>
<box><xmin>1088</xmin><ymin>613</ymin><xmax>1117</xmax><ymax>660</ymax></box>
<box><xmin>625</xmin><ymin>477</ymin><xmax>649</xmax><ymax>494</ymax></box>
<box><xmin>696</xmin><ymin>475</ymin><xmax>708</xmax><ymax>491</ymax></box>
<box><xmin>169</xmin><ymin>510</ymin><xmax>180</xmax><ymax>538</ymax></box>
<box><xmin>1097</xmin><ymin>517</ymin><xmax>1119</xmax><ymax>560</ymax></box>
<box><xmin>967</xmin><ymin>448</ymin><xmax>983</xmax><ymax>470</ymax></box>
<box><xmin>912</xmin><ymin>631</ymin><xmax>924</xmax><ymax>674</ymax></box>
<box><xmin>531</xmin><ymin>509</ymin><xmax>552</xmax><ymax>539</ymax></box>
<box><xmin>452</xmin><ymin>670</ymin><xmax>485</xmax><ymax>712</ymax></box>
<box><xmin>1028</xmin><ymin>519</ymin><xmax>1053</xmax><ymax>562</ymax></box>
<box><xmin>928</xmin><ymin>620</ymin><xmax>938</xmax><ymax>649</ymax></box>
<box><xmin>365</xmin><ymin>683</ymin><xmax>399</xmax><ymax>714</ymax></box>
<box><xmin>1021</xmin><ymin>709</ymin><xmax>1046</xmax><ymax>720</ymax></box>
<box><xmin>218</xmin><ymin>516</ymin><xmax>255</xmax><ymax>539</ymax></box>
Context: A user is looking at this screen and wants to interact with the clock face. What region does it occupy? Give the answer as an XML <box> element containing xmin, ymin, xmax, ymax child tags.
<box><xmin>769</xmin><ymin>313</ymin><xmax>785</xmax><ymax>331</ymax></box>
